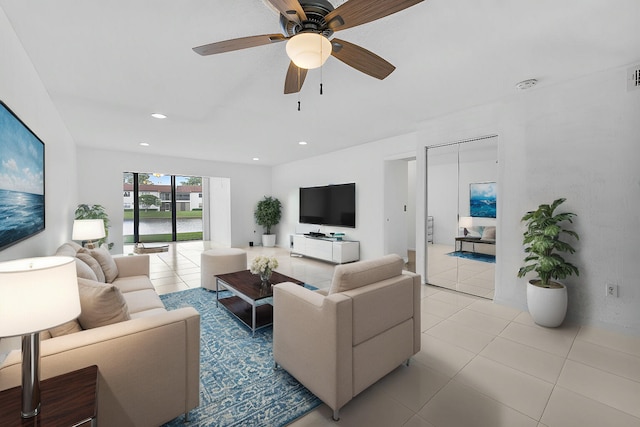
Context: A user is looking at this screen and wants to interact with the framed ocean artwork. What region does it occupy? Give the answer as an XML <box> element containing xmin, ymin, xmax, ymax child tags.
<box><xmin>470</xmin><ymin>182</ymin><xmax>496</xmax><ymax>218</ymax></box>
<box><xmin>0</xmin><ymin>100</ymin><xmax>45</xmax><ymax>250</ymax></box>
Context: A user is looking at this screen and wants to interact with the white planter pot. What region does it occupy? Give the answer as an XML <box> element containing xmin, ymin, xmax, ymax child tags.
<box><xmin>526</xmin><ymin>280</ymin><xmax>567</xmax><ymax>328</ymax></box>
<box><xmin>262</xmin><ymin>234</ymin><xmax>276</xmax><ymax>247</ymax></box>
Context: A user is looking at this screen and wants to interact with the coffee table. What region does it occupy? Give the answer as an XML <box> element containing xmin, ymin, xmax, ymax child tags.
<box><xmin>215</xmin><ymin>269</ymin><xmax>304</xmax><ymax>335</ymax></box>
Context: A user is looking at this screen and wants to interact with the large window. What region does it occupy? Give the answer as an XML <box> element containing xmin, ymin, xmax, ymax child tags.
<box><xmin>123</xmin><ymin>173</ymin><xmax>203</xmax><ymax>243</ymax></box>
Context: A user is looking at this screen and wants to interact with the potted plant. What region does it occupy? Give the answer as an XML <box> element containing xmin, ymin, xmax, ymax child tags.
<box><xmin>517</xmin><ymin>198</ymin><xmax>579</xmax><ymax>327</ymax></box>
<box><xmin>254</xmin><ymin>196</ymin><xmax>282</xmax><ymax>247</ymax></box>
<box><xmin>75</xmin><ymin>204</ymin><xmax>113</xmax><ymax>250</ymax></box>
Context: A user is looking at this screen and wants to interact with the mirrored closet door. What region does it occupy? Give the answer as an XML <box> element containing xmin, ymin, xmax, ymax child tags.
<box><xmin>425</xmin><ymin>136</ymin><xmax>497</xmax><ymax>298</ymax></box>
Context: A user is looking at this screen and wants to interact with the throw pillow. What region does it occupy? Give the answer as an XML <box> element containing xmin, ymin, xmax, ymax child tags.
<box><xmin>75</xmin><ymin>258</ymin><xmax>99</xmax><ymax>281</ymax></box>
<box><xmin>77</xmin><ymin>278</ymin><xmax>130</xmax><ymax>329</ymax></box>
<box><xmin>481</xmin><ymin>226</ymin><xmax>496</xmax><ymax>240</ymax></box>
<box><xmin>90</xmin><ymin>246</ymin><xmax>119</xmax><ymax>283</ymax></box>
<box><xmin>55</xmin><ymin>243</ymin><xmax>78</xmax><ymax>257</ymax></box>
<box><xmin>49</xmin><ymin>320</ymin><xmax>83</xmax><ymax>337</ymax></box>
<box><xmin>77</xmin><ymin>249</ymin><xmax>106</xmax><ymax>282</ymax></box>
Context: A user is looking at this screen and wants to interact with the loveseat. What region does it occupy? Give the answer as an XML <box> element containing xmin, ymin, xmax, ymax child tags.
<box><xmin>273</xmin><ymin>254</ymin><xmax>421</xmax><ymax>420</ymax></box>
<box><xmin>0</xmin><ymin>242</ymin><xmax>200</xmax><ymax>427</ymax></box>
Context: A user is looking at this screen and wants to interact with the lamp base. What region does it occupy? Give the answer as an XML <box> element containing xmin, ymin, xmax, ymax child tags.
<box><xmin>21</xmin><ymin>333</ymin><xmax>41</xmax><ymax>418</ymax></box>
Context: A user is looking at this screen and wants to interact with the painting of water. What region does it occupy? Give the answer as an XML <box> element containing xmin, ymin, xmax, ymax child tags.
<box><xmin>470</xmin><ymin>182</ymin><xmax>496</xmax><ymax>218</ymax></box>
<box><xmin>0</xmin><ymin>101</ymin><xmax>45</xmax><ymax>250</ymax></box>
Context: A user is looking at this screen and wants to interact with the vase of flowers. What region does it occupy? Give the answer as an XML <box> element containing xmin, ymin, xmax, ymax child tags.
<box><xmin>250</xmin><ymin>256</ymin><xmax>279</xmax><ymax>286</ymax></box>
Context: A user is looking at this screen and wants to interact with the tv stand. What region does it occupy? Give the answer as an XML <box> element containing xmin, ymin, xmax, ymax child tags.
<box><xmin>292</xmin><ymin>235</ymin><xmax>359</xmax><ymax>264</ymax></box>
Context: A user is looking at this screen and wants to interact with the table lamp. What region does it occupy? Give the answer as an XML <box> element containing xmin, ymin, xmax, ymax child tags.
<box><xmin>72</xmin><ymin>219</ymin><xmax>105</xmax><ymax>249</ymax></box>
<box><xmin>0</xmin><ymin>256</ymin><xmax>80</xmax><ymax>418</ymax></box>
<box><xmin>459</xmin><ymin>216</ymin><xmax>474</xmax><ymax>236</ymax></box>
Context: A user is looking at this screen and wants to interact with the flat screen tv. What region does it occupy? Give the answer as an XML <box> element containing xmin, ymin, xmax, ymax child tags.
<box><xmin>0</xmin><ymin>100</ymin><xmax>45</xmax><ymax>251</ymax></box>
<box><xmin>299</xmin><ymin>183</ymin><xmax>356</xmax><ymax>228</ymax></box>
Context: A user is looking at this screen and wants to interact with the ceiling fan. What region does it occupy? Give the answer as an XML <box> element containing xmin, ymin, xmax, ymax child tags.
<box><xmin>193</xmin><ymin>0</ymin><xmax>424</xmax><ymax>94</ymax></box>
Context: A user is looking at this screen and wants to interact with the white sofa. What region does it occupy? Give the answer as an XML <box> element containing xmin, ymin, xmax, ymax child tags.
<box><xmin>0</xmin><ymin>242</ymin><xmax>200</xmax><ymax>427</ymax></box>
<box><xmin>273</xmin><ymin>254</ymin><xmax>421</xmax><ymax>420</ymax></box>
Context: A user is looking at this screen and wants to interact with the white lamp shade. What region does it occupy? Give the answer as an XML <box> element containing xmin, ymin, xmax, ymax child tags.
<box><xmin>459</xmin><ymin>216</ymin><xmax>474</xmax><ymax>228</ymax></box>
<box><xmin>72</xmin><ymin>219</ymin><xmax>106</xmax><ymax>241</ymax></box>
<box><xmin>0</xmin><ymin>256</ymin><xmax>80</xmax><ymax>337</ymax></box>
<box><xmin>286</xmin><ymin>33</ymin><xmax>332</xmax><ymax>69</ymax></box>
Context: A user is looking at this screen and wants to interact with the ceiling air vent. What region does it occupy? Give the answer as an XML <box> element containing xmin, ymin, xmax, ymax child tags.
<box><xmin>628</xmin><ymin>65</ymin><xmax>640</xmax><ymax>91</ymax></box>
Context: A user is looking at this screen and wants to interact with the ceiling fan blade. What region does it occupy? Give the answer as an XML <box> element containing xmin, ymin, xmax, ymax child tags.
<box><xmin>325</xmin><ymin>0</ymin><xmax>424</xmax><ymax>31</ymax></box>
<box><xmin>193</xmin><ymin>34</ymin><xmax>286</xmax><ymax>56</ymax></box>
<box><xmin>330</xmin><ymin>38</ymin><xmax>395</xmax><ymax>80</ymax></box>
<box><xmin>266</xmin><ymin>0</ymin><xmax>307</xmax><ymax>24</ymax></box>
<box><xmin>284</xmin><ymin>62</ymin><xmax>308</xmax><ymax>94</ymax></box>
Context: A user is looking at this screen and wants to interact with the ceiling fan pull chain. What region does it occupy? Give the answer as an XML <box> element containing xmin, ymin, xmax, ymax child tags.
<box><xmin>320</xmin><ymin>59</ymin><xmax>324</xmax><ymax>95</ymax></box>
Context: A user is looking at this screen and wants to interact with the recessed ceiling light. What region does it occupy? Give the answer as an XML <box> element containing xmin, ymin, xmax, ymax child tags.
<box><xmin>151</xmin><ymin>113</ymin><xmax>167</xmax><ymax>119</ymax></box>
<box><xmin>253</xmin><ymin>157</ymin><xmax>260</xmax><ymax>161</ymax></box>
<box><xmin>515</xmin><ymin>79</ymin><xmax>538</xmax><ymax>90</ymax></box>
<box><xmin>298</xmin><ymin>141</ymin><xmax>308</xmax><ymax>145</ymax></box>
<box><xmin>139</xmin><ymin>142</ymin><xmax>150</xmax><ymax>146</ymax></box>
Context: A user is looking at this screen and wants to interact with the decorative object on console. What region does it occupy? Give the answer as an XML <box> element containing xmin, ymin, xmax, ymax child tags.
<box><xmin>72</xmin><ymin>219</ymin><xmax>106</xmax><ymax>249</ymax></box>
<box><xmin>0</xmin><ymin>256</ymin><xmax>79</xmax><ymax>418</ymax></box>
<box><xmin>517</xmin><ymin>198</ymin><xmax>579</xmax><ymax>327</ymax></box>
<box><xmin>74</xmin><ymin>204</ymin><xmax>111</xmax><ymax>249</ymax></box>
<box><xmin>0</xmin><ymin>100</ymin><xmax>45</xmax><ymax>251</ymax></box>
<box><xmin>459</xmin><ymin>216</ymin><xmax>474</xmax><ymax>236</ymax></box>
<box><xmin>250</xmin><ymin>255</ymin><xmax>279</xmax><ymax>285</ymax></box>
<box><xmin>254</xmin><ymin>196</ymin><xmax>282</xmax><ymax>247</ymax></box>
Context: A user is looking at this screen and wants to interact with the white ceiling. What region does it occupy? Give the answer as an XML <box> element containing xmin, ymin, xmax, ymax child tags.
<box><xmin>1</xmin><ymin>0</ymin><xmax>639</xmax><ymax>165</ymax></box>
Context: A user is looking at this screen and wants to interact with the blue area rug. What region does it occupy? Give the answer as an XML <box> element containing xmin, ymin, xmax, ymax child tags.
<box><xmin>446</xmin><ymin>251</ymin><xmax>496</xmax><ymax>264</ymax></box>
<box><xmin>160</xmin><ymin>288</ymin><xmax>321</xmax><ymax>427</ymax></box>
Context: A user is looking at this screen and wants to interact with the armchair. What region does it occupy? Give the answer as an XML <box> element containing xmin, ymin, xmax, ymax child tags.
<box><xmin>273</xmin><ymin>254</ymin><xmax>421</xmax><ymax>420</ymax></box>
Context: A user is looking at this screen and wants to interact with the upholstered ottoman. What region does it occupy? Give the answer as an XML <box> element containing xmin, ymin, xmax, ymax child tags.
<box><xmin>200</xmin><ymin>248</ymin><xmax>247</xmax><ymax>291</ymax></box>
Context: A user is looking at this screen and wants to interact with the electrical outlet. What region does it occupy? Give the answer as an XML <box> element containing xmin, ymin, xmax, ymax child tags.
<box><xmin>606</xmin><ymin>284</ymin><xmax>618</xmax><ymax>297</ymax></box>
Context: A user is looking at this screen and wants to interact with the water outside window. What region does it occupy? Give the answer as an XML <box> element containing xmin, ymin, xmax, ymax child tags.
<box><xmin>123</xmin><ymin>173</ymin><xmax>203</xmax><ymax>243</ymax></box>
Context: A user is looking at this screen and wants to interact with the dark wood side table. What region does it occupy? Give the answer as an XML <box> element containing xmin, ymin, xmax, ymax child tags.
<box><xmin>0</xmin><ymin>365</ymin><xmax>98</xmax><ymax>426</ymax></box>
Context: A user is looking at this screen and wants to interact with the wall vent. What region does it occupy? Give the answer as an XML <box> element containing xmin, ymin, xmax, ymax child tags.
<box><xmin>628</xmin><ymin>65</ymin><xmax>640</xmax><ymax>91</ymax></box>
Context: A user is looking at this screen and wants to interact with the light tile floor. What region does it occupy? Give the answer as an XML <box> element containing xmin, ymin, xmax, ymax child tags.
<box><xmin>131</xmin><ymin>242</ymin><xmax>640</xmax><ymax>427</ymax></box>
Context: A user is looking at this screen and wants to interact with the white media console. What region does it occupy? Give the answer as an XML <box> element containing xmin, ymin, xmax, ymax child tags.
<box><xmin>292</xmin><ymin>234</ymin><xmax>360</xmax><ymax>264</ymax></box>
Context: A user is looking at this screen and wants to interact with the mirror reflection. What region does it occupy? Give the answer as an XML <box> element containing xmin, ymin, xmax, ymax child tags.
<box><xmin>426</xmin><ymin>136</ymin><xmax>497</xmax><ymax>298</ymax></box>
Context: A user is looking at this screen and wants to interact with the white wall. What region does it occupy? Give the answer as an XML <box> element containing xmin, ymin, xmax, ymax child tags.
<box><xmin>427</xmin><ymin>145</ymin><xmax>459</xmax><ymax>244</ymax></box>
<box><xmin>271</xmin><ymin>133</ymin><xmax>418</xmax><ymax>260</ymax></box>
<box><xmin>210</xmin><ymin>176</ymin><xmax>231</xmax><ymax>246</ymax></box>
<box><xmin>384</xmin><ymin>159</ymin><xmax>409</xmax><ymax>259</ymax></box>
<box><xmin>407</xmin><ymin>160</ymin><xmax>416</xmax><ymax>250</ymax></box>
<box><xmin>0</xmin><ymin>8</ymin><xmax>77</xmax><ymax>262</ymax></box>
<box><xmin>494</xmin><ymin>65</ymin><xmax>640</xmax><ymax>335</ymax></box>
<box><xmin>416</xmin><ymin>65</ymin><xmax>640</xmax><ymax>335</ymax></box>
<box><xmin>274</xmin><ymin>64</ymin><xmax>640</xmax><ymax>335</ymax></box>
<box><xmin>76</xmin><ymin>147</ymin><xmax>272</xmax><ymax>253</ymax></box>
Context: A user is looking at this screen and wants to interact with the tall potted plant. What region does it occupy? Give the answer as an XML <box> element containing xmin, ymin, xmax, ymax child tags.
<box><xmin>254</xmin><ymin>196</ymin><xmax>282</xmax><ymax>247</ymax></box>
<box><xmin>517</xmin><ymin>198</ymin><xmax>579</xmax><ymax>327</ymax></box>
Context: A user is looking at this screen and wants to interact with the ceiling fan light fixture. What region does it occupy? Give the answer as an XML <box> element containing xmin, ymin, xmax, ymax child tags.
<box><xmin>286</xmin><ymin>33</ymin><xmax>332</xmax><ymax>69</ymax></box>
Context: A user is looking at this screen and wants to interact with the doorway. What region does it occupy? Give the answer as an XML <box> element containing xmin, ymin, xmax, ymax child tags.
<box><xmin>425</xmin><ymin>135</ymin><xmax>498</xmax><ymax>298</ymax></box>
<box><xmin>384</xmin><ymin>157</ymin><xmax>417</xmax><ymax>271</ymax></box>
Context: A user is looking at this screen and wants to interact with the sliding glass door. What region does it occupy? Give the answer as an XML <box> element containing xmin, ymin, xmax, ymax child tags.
<box><xmin>123</xmin><ymin>173</ymin><xmax>203</xmax><ymax>243</ymax></box>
